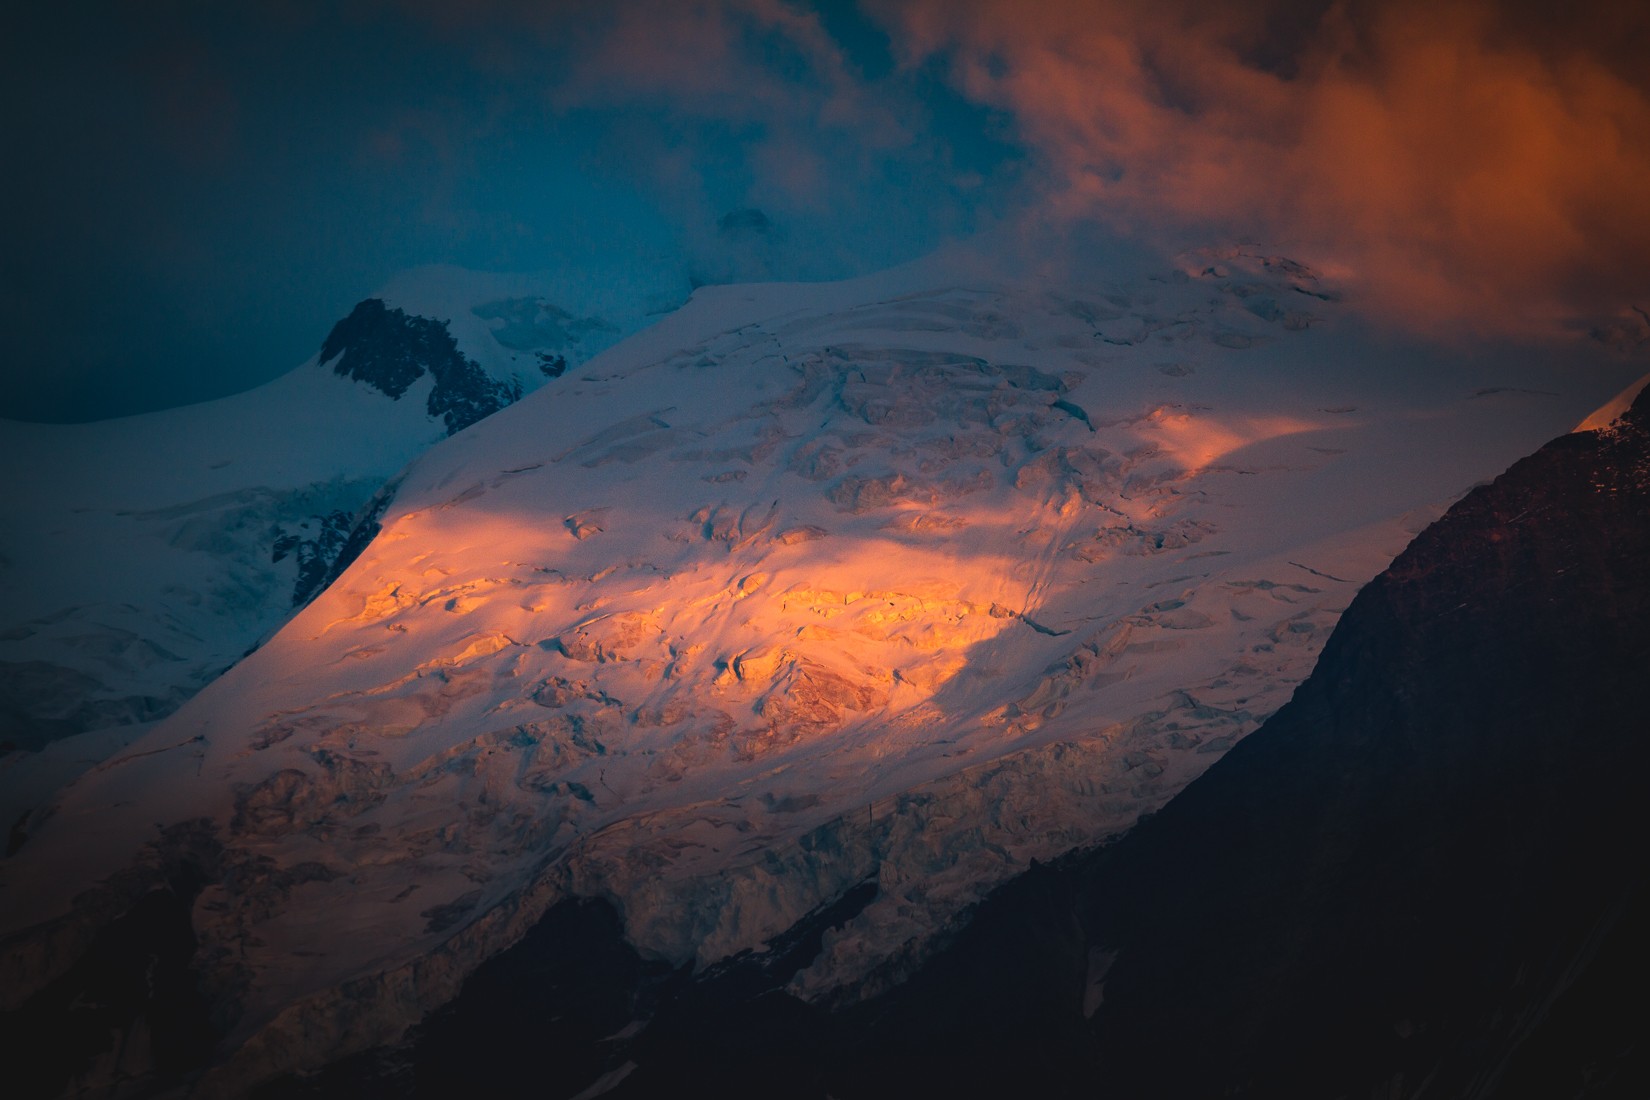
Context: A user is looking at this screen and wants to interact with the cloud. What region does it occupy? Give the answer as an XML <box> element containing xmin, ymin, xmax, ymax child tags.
<box><xmin>547</xmin><ymin>2</ymin><xmax>921</xmax><ymax>202</ymax></box>
<box><xmin>871</xmin><ymin>0</ymin><xmax>1650</xmax><ymax>336</ymax></box>
<box><xmin>373</xmin><ymin>0</ymin><xmax>1650</xmax><ymax>336</ymax></box>
<box><xmin>16</xmin><ymin>0</ymin><xmax>1643</xmax><ymax>421</ymax></box>
<box><xmin>359</xmin><ymin>0</ymin><xmax>980</xmax><ymax>280</ymax></box>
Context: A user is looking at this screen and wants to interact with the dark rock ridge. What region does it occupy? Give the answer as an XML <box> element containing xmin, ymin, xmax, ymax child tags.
<box><xmin>256</xmin><ymin>883</ymin><xmax>881</xmax><ymax>1099</ymax></box>
<box><xmin>320</xmin><ymin>299</ymin><xmax>520</xmax><ymax>436</ymax></box>
<box><xmin>1067</xmin><ymin>386</ymin><xmax>1650</xmax><ymax>1098</ymax></box>
<box><xmin>816</xmin><ymin>379</ymin><xmax>1650</xmax><ymax>1097</ymax></box>
<box><xmin>0</xmin><ymin>822</ymin><xmax>223</xmax><ymax>1099</ymax></box>
<box><xmin>272</xmin><ymin>382</ymin><xmax>1650</xmax><ymax>1098</ymax></box>
<box><xmin>270</xmin><ymin>511</ymin><xmax>352</xmax><ymax>608</ymax></box>
<box><xmin>269</xmin><ymin>480</ymin><xmax>399</xmax><ymax>610</ymax></box>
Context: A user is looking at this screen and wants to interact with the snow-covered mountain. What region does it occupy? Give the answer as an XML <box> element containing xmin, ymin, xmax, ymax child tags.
<box><xmin>544</xmin><ymin>366</ymin><xmax>1646</xmax><ymax>1100</ymax></box>
<box><xmin>0</xmin><ymin>264</ymin><xmax>686</xmax><ymax>795</ymax></box>
<box><xmin>1</xmin><ymin>246</ymin><xmax>1640</xmax><ymax>1096</ymax></box>
<box><xmin>391</xmin><ymin>366</ymin><xmax>1649</xmax><ymax>1100</ymax></box>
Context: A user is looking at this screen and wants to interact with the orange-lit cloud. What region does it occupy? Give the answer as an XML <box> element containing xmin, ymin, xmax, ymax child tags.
<box><xmin>873</xmin><ymin>0</ymin><xmax>1650</xmax><ymax>336</ymax></box>
<box><xmin>106</xmin><ymin>2</ymin><xmax>1650</xmax><ymax>346</ymax></box>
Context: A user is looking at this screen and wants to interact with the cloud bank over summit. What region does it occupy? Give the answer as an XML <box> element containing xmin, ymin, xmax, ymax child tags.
<box><xmin>879</xmin><ymin>0</ymin><xmax>1650</xmax><ymax>335</ymax></box>
<box><xmin>5</xmin><ymin>1</ymin><xmax>1646</xmax><ymax>420</ymax></box>
<box><xmin>322</xmin><ymin>0</ymin><xmax>1650</xmax><ymax>334</ymax></box>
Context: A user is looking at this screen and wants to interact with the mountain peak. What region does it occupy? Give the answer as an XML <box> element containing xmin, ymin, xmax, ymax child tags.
<box><xmin>319</xmin><ymin>298</ymin><xmax>519</xmax><ymax>435</ymax></box>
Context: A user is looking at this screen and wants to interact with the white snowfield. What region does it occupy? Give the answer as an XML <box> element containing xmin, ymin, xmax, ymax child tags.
<box><xmin>1</xmin><ymin>246</ymin><xmax>1640</xmax><ymax>1093</ymax></box>
<box><xmin>0</xmin><ymin>264</ymin><xmax>683</xmax><ymax>804</ymax></box>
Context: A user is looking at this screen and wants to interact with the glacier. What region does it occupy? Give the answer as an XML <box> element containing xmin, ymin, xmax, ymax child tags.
<box><xmin>0</xmin><ymin>263</ymin><xmax>686</xmax><ymax>810</ymax></box>
<box><xmin>1</xmin><ymin>244</ymin><xmax>1641</xmax><ymax>1096</ymax></box>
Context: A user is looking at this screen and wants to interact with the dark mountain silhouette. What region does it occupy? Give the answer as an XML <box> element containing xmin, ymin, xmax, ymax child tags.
<box><xmin>809</xmin><ymin>380</ymin><xmax>1650</xmax><ymax>1098</ymax></box>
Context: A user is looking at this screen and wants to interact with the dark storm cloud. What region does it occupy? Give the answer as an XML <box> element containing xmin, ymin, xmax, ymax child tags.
<box><xmin>3</xmin><ymin>3</ymin><xmax>570</xmax><ymax>420</ymax></box>
<box><xmin>4</xmin><ymin>1</ymin><xmax>1644</xmax><ymax>421</ymax></box>
<box><xmin>1</xmin><ymin>1</ymin><xmax>1014</xmax><ymax>421</ymax></box>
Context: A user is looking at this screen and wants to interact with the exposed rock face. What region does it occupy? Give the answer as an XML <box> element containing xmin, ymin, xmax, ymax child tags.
<box><xmin>271</xmin><ymin>509</ymin><xmax>355</xmax><ymax>608</ymax></box>
<box><xmin>273</xmin><ymin>482</ymin><xmax>399</xmax><ymax>609</ymax></box>
<box><xmin>320</xmin><ymin>299</ymin><xmax>521</xmax><ymax>436</ymax></box>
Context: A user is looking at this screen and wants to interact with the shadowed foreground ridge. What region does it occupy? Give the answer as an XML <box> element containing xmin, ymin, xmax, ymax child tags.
<box><xmin>1082</xmin><ymin>379</ymin><xmax>1650</xmax><ymax>1097</ymax></box>
<box><xmin>823</xmin><ymin>380</ymin><xmax>1650</xmax><ymax>1098</ymax></box>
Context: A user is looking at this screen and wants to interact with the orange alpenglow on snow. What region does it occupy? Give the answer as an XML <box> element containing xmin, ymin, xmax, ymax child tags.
<box><xmin>3</xmin><ymin>248</ymin><xmax>1641</xmax><ymax>1093</ymax></box>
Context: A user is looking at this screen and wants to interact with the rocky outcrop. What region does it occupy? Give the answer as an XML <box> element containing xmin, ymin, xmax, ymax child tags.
<box><xmin>277</xmin><ymin>480</ymin><xmax>399</xmax><ymax>610</ymax></box>
<box><xmin>320</xmin><ymin>299</ymin><xmax>520</xmax><ymax>436</ymax></box>
<box><xmin>270</xmin><ymin>511</ymin><xmax>353</xmax><ymax>608</ymax></box>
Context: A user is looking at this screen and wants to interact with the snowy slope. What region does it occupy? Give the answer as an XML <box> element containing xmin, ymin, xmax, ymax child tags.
<box><xmin>0</xmin><ymin>265</ymin><xmax>685</xmax><ymax>771</ymax></box>
<box><xmin>2</xmin><ymin>246</ymin><xmax>1640</xmax><ymax>1092</ymax></box>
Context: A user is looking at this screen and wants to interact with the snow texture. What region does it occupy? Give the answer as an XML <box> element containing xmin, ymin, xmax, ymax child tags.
<box><xmin>0</xmin><ymin>265</ymin><xmax>684</xmax><ymax>771</ymax></box>
<box><xmin>2</xmin><ymin>246</ymin><xmax>1641</xmax><ymax>1094</ymax></box>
